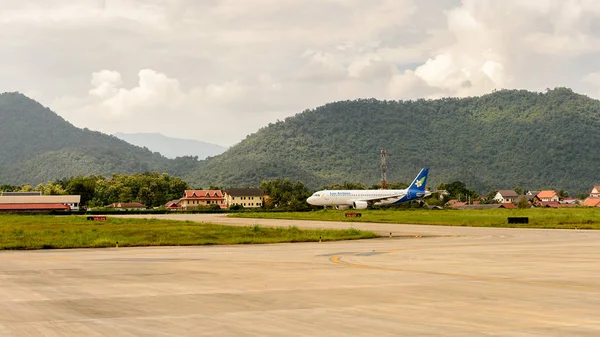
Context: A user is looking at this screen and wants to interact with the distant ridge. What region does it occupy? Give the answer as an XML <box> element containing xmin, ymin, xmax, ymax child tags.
<box><xmin>0</xmin><ymin>92</ymin><xmax>196</xmax><ymax>185</ymax></box>
<box><xmin>114</xmin><ymin>132</ymin><xmax>227</xmax><ymax>160</ymax></box>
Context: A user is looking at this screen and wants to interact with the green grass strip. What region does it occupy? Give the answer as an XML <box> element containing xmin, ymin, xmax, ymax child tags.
<box><xmin>0</xmin><ymin>215</ymin><xmax>377</xmax><ymax>250</ymax></box>
<box><xmin>230</xmin><ymin>208</ymin><xmax>600</xmax><ymax>229</ymax></box>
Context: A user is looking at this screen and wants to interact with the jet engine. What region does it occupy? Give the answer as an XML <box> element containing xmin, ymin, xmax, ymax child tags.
<box><xmin>352</xmin><ymin>201</ymin><xmax>368</xmax><ymax>209</ymax></box>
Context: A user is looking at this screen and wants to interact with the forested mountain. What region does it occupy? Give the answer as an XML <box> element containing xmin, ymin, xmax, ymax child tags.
<box><xmin>2</xmin><ymin>89</ymin><xmax>599</xmax><ymax>194</ymax></box>
<box><xmin>113</xmin><ymin>132</ymin><xmax>227</xmax><ymax>160</ymax></box>
<box><xmin>186</xmin><ymin>88</ymin><xmax>600</xmax><ymax>194</ymax></box>
<box><xmin>0</xmin><ymin>92</ymin><xmax>196</xmax><ymax>184</ymax></box>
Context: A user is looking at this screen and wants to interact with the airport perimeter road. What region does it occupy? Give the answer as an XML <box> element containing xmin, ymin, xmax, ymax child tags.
<box><xmin>2</xmin><ymin>218</ymin><xmax>600</xmax><ymax>336</ymax></box>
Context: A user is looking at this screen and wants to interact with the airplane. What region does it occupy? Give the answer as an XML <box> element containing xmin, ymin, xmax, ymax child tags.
<box><xmin>306</xmin><ymin>168</ymin><xmax>430</xmax><ymax>210</ymax></box>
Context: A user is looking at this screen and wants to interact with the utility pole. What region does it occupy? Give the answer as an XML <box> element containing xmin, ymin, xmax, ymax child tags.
<box><xmin>380</xmin><ymin>148</ymin><xmax>387</xmax><ymax>189</ymax></box>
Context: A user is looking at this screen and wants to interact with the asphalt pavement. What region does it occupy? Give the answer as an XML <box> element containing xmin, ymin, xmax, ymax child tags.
<box><xmin>1</xmin><ymin>214</ymin><xmax>599</xmax><ymax>336</ymax></box>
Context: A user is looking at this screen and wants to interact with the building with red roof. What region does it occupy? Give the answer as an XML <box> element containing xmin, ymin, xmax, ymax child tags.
<box><xmin>537</xmin><ymin>190</ymin><xmax>560</xmax><ymax>202</ymax></box>
<box><xmin>583</xmin><ymin>198</ymin><xmax>600</xmax><ymax>207</ymax></box>
<box><xmin>165</xmin><ymin>199</ymin><xmax>182</xmax><ymax>210</ymax></box>
<box><xmin>0</xmin><ymin>195</ymin><xmax>80</xmax><ymax>211</ymax></box>
<box><xmin>180</xmin><ymin>190</ymin><xmax>225</xmax><ymax>209</ymax></box>
<box><xmin>0</xmin><ymin>203</ymin><xmax>70</xmax><ymax>211</ymax></box>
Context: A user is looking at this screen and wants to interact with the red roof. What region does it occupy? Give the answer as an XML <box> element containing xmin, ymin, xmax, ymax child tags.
<box><xmin>539</xmin><ymin>201</ymin><xmax>561</xmax><ymax>208</ymax></box>
<box><xmin>537</xmin><ymin>190</ymin><xmax>558</xmax><ymax>199</ymax></box>
<box><xmin>183</xmin><ymin>190</ymin><xmax>224</xmax><ymax>199</ymax></box>
<box><xmin>500</xmin><ymin>203</ymin><xmax>516</xmax><ymax>209</ymax></box>
<box><xmin>583</xmin><ymin>198</ymin><xmax>600</xmax><ymax>207</ymax></box>
<box><xmin>449</xmin><ymin>201</ymin><xmax>467</xmax><ymax>208</ymax></box>
<box><xmin>165</xmin><ymin>199</ymin><xmax>181</xmax><ymax>208</ymax></box>
<box><xmin>0</xmin><ymin>203</ymin><xmax>70</xmax><ymax>211</ymax></box>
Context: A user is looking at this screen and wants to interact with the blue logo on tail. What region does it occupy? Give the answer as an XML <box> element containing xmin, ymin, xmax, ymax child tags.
<box><xmin>392</xmin><ymin>168</ymin><xmax>430</xmax><ymax>204</ymax></box>
<box><xmin>408</xmin><ymin>168</ymin><xmax>429</xmax><ymax>192</ymax></box>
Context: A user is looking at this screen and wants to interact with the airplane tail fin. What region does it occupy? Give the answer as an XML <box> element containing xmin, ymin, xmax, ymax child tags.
<box><xmin>408</xmin><ymin>168</ymin><xmax>429</xmax><ymax>192</ymax></box>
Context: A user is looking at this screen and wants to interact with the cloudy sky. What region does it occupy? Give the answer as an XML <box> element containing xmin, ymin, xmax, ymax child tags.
<box><xmin>2</xmin><ymin>0</ymin><xmax>600</xmax><ymax>146</ymax></box>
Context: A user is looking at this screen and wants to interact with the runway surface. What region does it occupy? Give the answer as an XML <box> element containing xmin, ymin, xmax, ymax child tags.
<box><xmin>1</xmin><ymin>214</ymin><xmax>600</xmax><ymax>336</ymax></box>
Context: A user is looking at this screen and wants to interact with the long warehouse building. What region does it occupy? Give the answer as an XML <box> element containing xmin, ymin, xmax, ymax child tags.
<box><xmin>0</xmin><ymin>192</ymin><xmax>81</xmax><ymax>211</ymax></box>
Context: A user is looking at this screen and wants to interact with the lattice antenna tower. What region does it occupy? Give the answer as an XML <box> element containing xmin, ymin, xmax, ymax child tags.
<box><xmin>380</xmin><ymin>148</ymin><xmax>387</xmax><ymax>189</ymax></box>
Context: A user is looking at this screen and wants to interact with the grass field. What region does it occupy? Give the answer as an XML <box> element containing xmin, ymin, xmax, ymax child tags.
<box><xmin>0</xmin><ymin>215</ymin><xmax>377</xmax><ymax>250</ymax></box>
<box><xmin>230</xmin><ymin>208</ymin><xmax>600</xmax><ymax>229</ymax></box>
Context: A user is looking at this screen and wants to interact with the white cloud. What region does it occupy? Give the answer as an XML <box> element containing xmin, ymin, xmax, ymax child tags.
<box><xmin>297</xmin><ymin>51</ymin><xmax>347</xmax><ymax>81</ymax></box>
<box><xmin>582</xmin><ymin>72</ymin><xmax>600</xmax><ymax>97</ymax></box>
<box><xmin>348</xmin><ymin>54</ymin><xmax>396</xmax><ymax>80</ymax></box>
<box><xmin>388</xmin><ymin>70</ymin><xmax>434</xmax><ymax>99</ymax></box>
<box><xmin>89</xmin><ymin>70</ymin><xmax>122</xmax><ymax>98</ymax></box>
<box><xmin>53</xmin><ymin>69</ymin><xmax>294</xmax><ymax>145</ymax></box>
<box><xmin>2</xmin><ymin>0</ymin><xmax>600</xmax><ymax>146</ymax></box>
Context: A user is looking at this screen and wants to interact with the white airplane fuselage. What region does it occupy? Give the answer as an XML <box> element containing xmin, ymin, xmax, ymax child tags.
<box><xmin>306</xmin><ymin>168</ymin><xmax>430</xmax><ymax>209</ymax></box>
<box><xmin>306</xmin><ymin>189</ymin><xmax>430</xmax><ymax>209</ymax></box>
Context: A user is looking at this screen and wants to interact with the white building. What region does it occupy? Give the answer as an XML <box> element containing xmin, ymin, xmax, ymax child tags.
<box><xmin>590</xmin><ymin>186</ymin><xmax>600</xmax><ymax>198</ymax></box>
<box><xmin>494</xmin><ymin>190</ymin><xmax>519</xmax><ymax>203</ymax></box>
<box><xmin>224</xmin><ymin>188</ymin><xmax>264</xmax><ymax>208</ymax></box>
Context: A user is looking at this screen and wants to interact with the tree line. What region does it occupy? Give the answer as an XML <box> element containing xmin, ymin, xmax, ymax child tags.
<box><xmin>4</xmin><ymin>171</ymin><xmax>545</xmax><ymax>210</ymax></box>
<box><xmin>0</xmin><ymin>172</ymin><xmax>188</xmax><ymax>208</ymax></box>
<box><xmin>0</xmin><ymin>173</ymin><xmax>317</xmax><ymax>210</ymax></box>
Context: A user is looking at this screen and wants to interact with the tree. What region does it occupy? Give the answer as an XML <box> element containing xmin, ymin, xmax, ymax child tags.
<box><xmin>481</xmin><ymin>190</ymin><xmax>499</xmax><ymax>204</ymax></box>
<box><xmin>137</xmin><ymin>187</ymin><xmax>154</xmax><ymax>207</ymax></box>
<box><xmin>325</xmin><ymin>182</ymin><xmax>366</xmax><ymax>190</ymax></box>
<box><xmin>514</xmin><ymin>186</ymin><xmax>523</xmax><ymax>195</ymax></box>
<box><xmin>559</xmin><ymin>190</ymin><xmax>569</xmax><ymax>198</ymax></box>
<box><xmin>66</xmin><ymin>175</ymin><xmax>102</xmax><ymax>207</ymax></box>
<box><xmin>0</xmin><ymin>184</ymin><xmax>17</xmax><ymax>192</ymax></box>
<box><xmin>437</xmin><ymin>181</ymin><xmax>478</xmax><ymax>202</ymax></box>
<box><xmin>369</xmin><ymin>181</ymin><xmax>409</xmax><ymax>189</ymax></box>
<box><xmin>36</xmin><ymin>182</ymin><xmax>67</xmax><ymax>195</ymax></box>
<box><xmin>387</xmin><ymin>181</ymin><xmax>410</xmax><ymax>189</ymax></box>
<box><xmin>516</xmin><ymin>196</ymin><xmax>530</xmax><ymax>209</ymax></box>
<box><xmin>18</xmin><ymin>184</ymin><xmax>34</xmax><ymax>192</ymax></box>
<box><xmin>87</xmin><ymin>172</ymin><xmax>189</xmax><ymax>207</ymax></box>
<box><xmin>260</xmin><ymin>178</ymin><xmax>311</xmax><ymax>210</ymax></box>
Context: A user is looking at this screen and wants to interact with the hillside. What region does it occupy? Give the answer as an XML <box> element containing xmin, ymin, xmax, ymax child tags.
<box><xmin>0</xmin><ymin>92</ymin><xmax>193</xmax><ymax>185</ymax></box>
<box><xmin>113</xmin><ymin>132</ymin><xmax>227</xmax><ymax>159</ymax></box>
<box><xmin>2</xmin><ymin>89</ymin><xmax>599</xmax><ymax>194</ymax></box>
<box><xmin>187</xmin><ymin>88</ymin><xmax>600</xmax><ymax>194</ymax></box>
